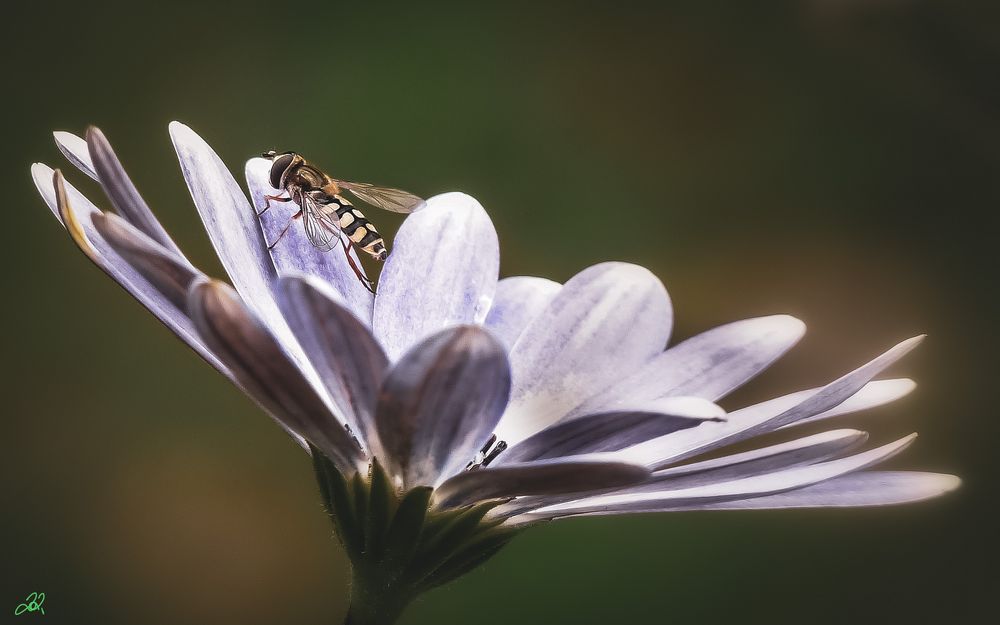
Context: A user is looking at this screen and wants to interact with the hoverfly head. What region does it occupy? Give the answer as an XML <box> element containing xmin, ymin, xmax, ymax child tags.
<box><xmin>264</xmin><ymin>151</ymin><xmax>297</xmax><ymax>189</ymax></box>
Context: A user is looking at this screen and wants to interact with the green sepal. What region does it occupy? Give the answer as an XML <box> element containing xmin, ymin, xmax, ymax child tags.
<box><xmin>310</xmin><ymin>445</ymin><xmax>363</xmax><ymax>561</ymax></box>
<box><xmin>402</xmin><ymin>498</ymin><xmax>508</xmax><ymax>586</ymax></box>
<box><xmin>364</xmin><ymin>459</ymin><xmax>396</xmax><ymax>563</ymax></box>
<box><xmin>417</xmin><ymin>526</ymin><xmax>521</xmax><ymax>592</ymax></box>
<box><xmin>382</xmin><ymin>486</ymin><xmax>433</xmax><ymax>579</ymax></box>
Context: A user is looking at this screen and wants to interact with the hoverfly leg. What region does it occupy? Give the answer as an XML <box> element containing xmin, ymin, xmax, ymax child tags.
<box><xmin>340</xmin><ymin>238</ymin><xmax>377</xmax><ymax>294</ymax></box>
<box><xmin>267</xmin><ymin>209</ymin><xmax>302</xmax><ymax>250</ymax></box>
<box><xmin>257</xmin><ymin>194</ymin><xmax>293</xmax><ymax>216</ymax></box>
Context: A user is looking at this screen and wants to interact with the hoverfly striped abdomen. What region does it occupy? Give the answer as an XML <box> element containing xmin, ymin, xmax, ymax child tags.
<box><xmin>312</xmin><ymin>191</ymin><xmax>388</xmax><ymax>261</ymax></box>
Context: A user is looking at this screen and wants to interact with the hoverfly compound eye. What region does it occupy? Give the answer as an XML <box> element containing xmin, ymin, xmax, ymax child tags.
<box><xmin>269</xmin><ymin>153</ymin><xmax>295</xmax><ymax>189</ymax></box>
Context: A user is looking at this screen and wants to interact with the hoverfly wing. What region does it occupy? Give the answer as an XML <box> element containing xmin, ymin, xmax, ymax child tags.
<box><xmin>301</xmin><ymin>194</ymin><xmax>342</xmax><ymax>252</ymax></box>
<box><xmin>338</xmin><ymin>180</ymin><xmax>425</xmax><ymax>214</ymax></box>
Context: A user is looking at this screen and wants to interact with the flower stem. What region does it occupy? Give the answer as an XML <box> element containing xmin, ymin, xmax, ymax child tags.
<box><xmin>342</xmin><ymin>568</ymin><xmax>413</xmax><ymax>625</ymax></box>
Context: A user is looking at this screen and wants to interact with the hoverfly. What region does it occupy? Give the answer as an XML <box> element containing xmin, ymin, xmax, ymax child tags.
<box><xmin>259</xmin><ymin>150</ymin><xmax>424</xmax><ymax>292</ymax></box>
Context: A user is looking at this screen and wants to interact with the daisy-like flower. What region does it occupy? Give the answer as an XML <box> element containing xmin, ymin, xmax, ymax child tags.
<box><xmin>32</xmin><ymin>124</ymin><xmax>959</xmax><ymax>625</ymax></box>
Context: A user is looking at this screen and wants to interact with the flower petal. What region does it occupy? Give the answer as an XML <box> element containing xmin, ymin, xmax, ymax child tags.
<box><xmin>33</xmin><ymin>164</ymin><xmax>227</xmax><ymax>376</ymax></box>
<box><xmin>277</xmin><ymin>273</ymin><xmax>388</xmax><ymax>455</ymax></box>
<box><xmin>169</xmin><ymin>123</ymin><xmax>288</xmax><ymax>332</ymax></box>
<box><xmin>570</xmin><ymin>314</ymin><xmax>805</xmax><ymax>419</ymax></box>
<box><xmin>245</xmin><ymin>157</ymin><xmax>374</xmax><ymax>324</ymax></box>
<box><xmin>618</xmin><ymin>337</ymin><xmax>924</xmax><ymax>468</ymax></box>
<box><xmin>82</xmin><ymin>127</ymin><xmax>189</xmax><ymax>260</ymax></box>
<box><xmin>494</xmin><ymin>262</ymin><xmax>673</xmax><ymax>446</ymax></box>
<box><xmin>638</xmin><ymin>429</ymin><xmax>869</xmax><ymax>490</ymax></box>
<box><xmin>373</xmin><ymin>193</ymin><xmax>499</xmax><ymax>360</ymax></box>
<box><xmin>375</xmin><ymin>326</ymin><xmax>511</xmax><ymax>488</ymax></box>
<box><xmin>53</xmin><ymin>130</ymin><xmax>98</xmax><ymax>180</ymax></box>
<box><xmin>779</xmin><ymin>378</ymin><xmax>916</xmax><ymax>429</ymax></box>
<box><xmin>526</xmin><ymin>434</ymin><xmax>916</xmax><ymax>518</ymax></box>
<box><xmin>434</xmin><ymin>455</ymin><xmax>651</xmax><ymax>509</ymax></box>
<box><xmin>188</xmin><ymin>280</ymin><xmax>363</xmax><ymax>471</ymax></box>
<box><xmin>685</xmin><ymin>471</ymin><xmax>961</xmax><ymax>509</ymax></box>
<box><xmin>484</xmin><ymin>276</ymin><xmax>561</xmax><ymax>349</ymax></box>
<box><xmin>496</xmin><ymin>397</ymin><xmax>723</xmax><ymax>465</ymax></box>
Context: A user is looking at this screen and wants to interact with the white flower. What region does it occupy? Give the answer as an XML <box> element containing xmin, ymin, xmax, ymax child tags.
<box><xmin>32</xmin><ymin>123</ymin><xmax>958</xmax><ymax>622</ymax></box>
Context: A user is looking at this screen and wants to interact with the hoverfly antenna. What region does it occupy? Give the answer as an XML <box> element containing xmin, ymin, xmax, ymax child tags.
<box><xmin>261</xmin><ymin>150</ymin><xmax>277</xmax><ymax>159</ymax></box>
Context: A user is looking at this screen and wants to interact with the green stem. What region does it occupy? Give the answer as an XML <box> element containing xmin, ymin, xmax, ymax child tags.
<box><xmin>342</xmin><ymin>567</ymin><xmax>413</xmax><ymax>625</ymax></box>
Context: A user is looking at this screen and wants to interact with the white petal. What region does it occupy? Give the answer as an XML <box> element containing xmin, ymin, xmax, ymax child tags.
<box><xmin>434</xmin><ymin>454</ymin><xmax>651</xmax><ymax>509</ymax></box>
<box><xmin>375</xmin><ymin>326</ymin><xmax>511</xmax><ymax>488</ymax></box>
<box><xmin>616</xmin><ymin>338</ymin><xmax>923</xmax><ymax>468</ymax></box>
<box><xmin>53</xmin><ymin>131</ymin><xmax>97</xmax><ymax>180</ymax></box>
<box><xmin>245</xmin><ymin>158</ymin><xmax>374</xmax><ymax>324</ymax></box>
<box><xmin>529</xmin><ymin>434</ymin><xmax>917</xmax><ymax>518</ymax></box>
<box><xmin>686</xmin><ymin>471</ymin><xmax>961</xmax><ymax>509</ymax></box>
<box><xmin>780</xmin><ymin>378</ymin><xmax>916</xmax><ymax>429</ymax></box>
<box><xmin>168</xmin><ymin>123</ymin><xmax>329</xmax><ymax>392</ymax></box>
<box><xmin>32</xmin><ymin>163</ymin><xmax>226</xmax><ymax>375</ymax></box>
<box><xmin>496</xmin><ymin>397</ymin><xmax>723</xmax><ymax>465</ymax></box>
<box><xmin>494</xmin><ymin>262</ymin><xmax>673</xmax><ymax>446</ymax></box>
<box><xmin>277</xmin><ymin>274</ymin><xmax>388</xmax><ymax>455</ymax></box>
<box><xmin>570</xmin><ymin>314</ymin><xmax>804</xmax><ymax>418</ymax></box>
<box><xmin>484</xmin><ymin>276</ymin><xmax>561</xmax><ymax>349</ymax></box>
<box><xmin>373</xmin><ymin>192</ymin><xmax>499</xmax><ymax>360</ymax></box>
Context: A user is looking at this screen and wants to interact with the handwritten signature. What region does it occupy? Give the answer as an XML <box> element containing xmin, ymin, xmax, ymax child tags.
<box><xmin>14</xmin><ymin>592</ymin><xmax>45</xmax><ymax>616</ymax></box>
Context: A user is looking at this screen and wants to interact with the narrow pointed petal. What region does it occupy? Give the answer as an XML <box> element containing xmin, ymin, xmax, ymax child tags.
<box><xmin>77</xmin><ymin>127</ymin><xmax>188</xmax><ymax>260</ymax></box>
<box><xmin>91</xmin><ymin>212</ymin><xmax>200</xmax><ymax>310</ymax></box>
<box><xmin>277</xmin><ymin>273</ymin><xmax>388</xmax><ymax>454</ymax></box>
<box><xmin>484</xmin><ymin>276</ymin><xmax>561</xmax><ymax>349</ymax></box>
<box><xmin>434</xmin><ymin>455</ymin><xmax>651</xmax><ymax>509</ymax></box>
<box><xmin>780</xmin><ymin>378</ymin><xmax>916</xmax><ymax>429</ymax></box>
<box><xmin>636</xmin><ymin>429</ymin><xmax>869</xmax><ymax>491</ymax></box>
<box><xmin>528</xmin><ymin>435</ymin><xmax>917</xmax><ymax>518</ymax></box>
<box><xmin>685</xmin><ymin>471</ymin><xmax>961</xmax><ymax>510</ymax></box>
<box><xmin>619</xmin><ymin>338</ymin><xmax>924</xmax><ymax>469</ymax></box>
<box><xmin>497</xmin><ymin>397</ymin><xmax>724</xmax><ymax>465</ymax></box>
<box><xmin>495</xmin><ymin>262</ymin><xmax>673</xmax><ymax>446</ymax></box>
<box><xmin>375</xmin><ymin>326</ymin><xmax>511</xmax><ymax>487</ymax></box>
<box><xmin>33</xmin><ymin>164</ymin><xmax>227</xmax><ymax>375</ymax></box>
<box><xmin>246</xmin><ymin>158</ymin><xmax>374</xmax><ymax>324</ymax></box>
<box><xmin>53</xmin><ymin>131</ymin><xmax>98</xmax><ymax>180</ymax></box>
<box><xmin>373</xmin><ymin>193</ymin><xmax>500</xmax><ymax>361</ymax></box>
<box><xmin>570</xmin><ymin>315</ymin><xmax>805</xmax><ymax>419</ymax></box>
<box><xmin>188</xmin><ymin>280</ymin><xmax>363</xmax><ymax>470</ymax></box>
<box><xmin>168</xmin><ymin>123</ymin><xmax>291</xmax><ymax>340</ymax></box>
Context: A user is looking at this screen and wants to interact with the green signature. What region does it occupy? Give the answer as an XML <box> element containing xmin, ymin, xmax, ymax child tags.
<box><xmin>14</xmin><ymin>592</ymin><xmax>45</xmax><ymax>616</ymax></box>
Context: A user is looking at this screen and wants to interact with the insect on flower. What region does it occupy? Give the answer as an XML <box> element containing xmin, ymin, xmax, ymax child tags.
<box><xmin>259</xmin><ymin>150</ymin><xmax>424</xmax><ymax>293</ymax></box>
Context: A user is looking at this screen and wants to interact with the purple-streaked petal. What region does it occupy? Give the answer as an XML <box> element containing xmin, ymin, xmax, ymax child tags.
<box><xmin>496</xmin><ymin>397</ymin><xmax>724</xmax><ymax>465</ymax></box>
<box><xmin>375</xmin><ymin>326</ymin><xmax>511</xmax><ymax>488</ymax></box>
<box><xmin>188</xmin><ymin>280</ymin><xmax>363</xmax><ymax>471</ymax></box>
<box><xmin>32</xmin><ymin>164</ymin><xmax>227</xmax><ymax>376</ymax></box>
<box><xmin>779</xmin><ymin>378</ymin><xmax>916</xmax><ymax>429</ymax></box>
<box><xmin>570</xmin><ymin>315</ymin><xmax>805</xmax><ymax>419</ymax></box>
<box><xmin>525</xmin><ymin>434</ymin><xmax>916</xmax><ymax>518</ymax></box>
<box><xmin>617</xmin><ymin>338</ymin><xmax>924</xmax><ymax>469</ymax></box>
<box><xmin>494</xmin><ymin>262</ymin><xmax>673</xmax><ymax>446</ymax></box>
<box><xmin>484</xmin><ymin>276</ymin><xmax>561</xmax><ymax>349</ymax></box>
<box><xmin>53</xmin><ymin>130</ymin><xmax>98</xmax><ymax>180</ymax></box>
<box><xmin>683</xmin><ymin>471</ymin><xmax>961</xmax><ymax>510</ymax></box>
<box><xmin>637</xmin><ymin>429</ymin><xmax>869</xmax><ymax>490</ymax></box>
<box><xmin>169</xmin><ymin>124</ymin><xmax>290</xmax><ymax>339</ymax></box>
<box><xmin>245</xmin><ymin>157</ymin><xmax>374</xmax><ymax>324</ymax></box>
<box><xmin>277</xmin><ymin>273</ymin><xmax>388</xmax><ymax>455</ymax></box>
<box><xmin>82</xmin><ymin>127</ymin><xmax>189</xmax><ymax>260</ymax></box>
<box><xmin>434</xmin><ymin>455</ymin><xmax>651</xmax><ymax>509</ymax></box>
<box><xmin>373</xmin><ymin>193</ymin><xmax>499</xmax><ymax>361</ymax></box>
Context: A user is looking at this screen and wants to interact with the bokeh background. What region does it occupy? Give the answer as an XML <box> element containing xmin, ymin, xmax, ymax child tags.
<box><xmin>2</xmin><ymin>1</ymin><xmax>996</xmax><ymax>623</ymax></box>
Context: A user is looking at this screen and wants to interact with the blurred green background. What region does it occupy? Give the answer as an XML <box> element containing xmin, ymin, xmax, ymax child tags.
<box><xmin>2</xmin><ymin>0</ymin><xmax>995</xmax><ymax>623</ymax></box>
